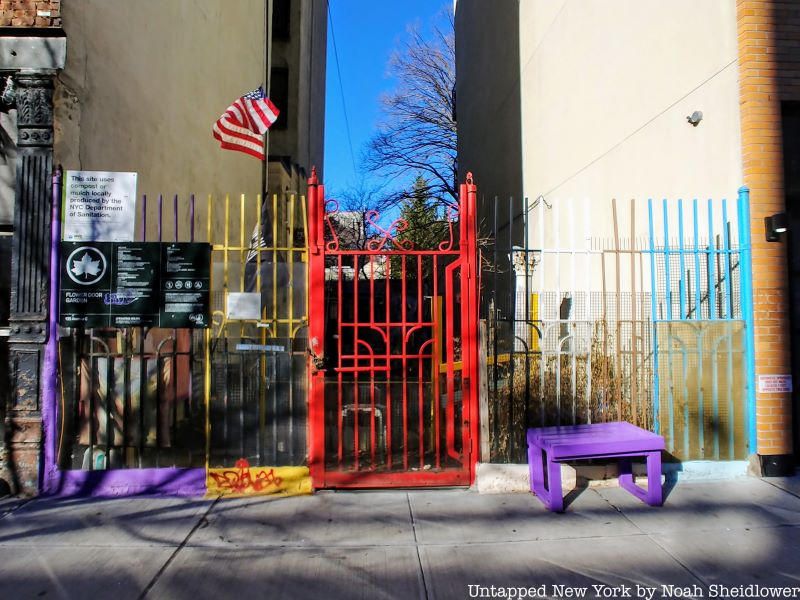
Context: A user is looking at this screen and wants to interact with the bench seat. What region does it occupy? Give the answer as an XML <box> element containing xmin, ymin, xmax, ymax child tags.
<box><xmin>527</xmin><ymin>422</ymin><xmax>665</xmax><ymax>512</ymax></box>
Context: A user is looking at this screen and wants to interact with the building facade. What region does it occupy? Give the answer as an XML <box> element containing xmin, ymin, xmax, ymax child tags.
<box><xmin>0</xmin><ymin>0</ymin><xmax>327</xmax><ymax>495</ymax></box>
<box><xmin>455</xmin><ymin>0</ymin><xmax>796</xmax><ymax>475</ymax></box>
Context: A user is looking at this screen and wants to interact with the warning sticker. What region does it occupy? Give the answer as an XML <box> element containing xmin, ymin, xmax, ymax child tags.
<box><xmin>758</xmin><ymin>374</ymin><xmax>793</xmax><ymax>394</ymax></box>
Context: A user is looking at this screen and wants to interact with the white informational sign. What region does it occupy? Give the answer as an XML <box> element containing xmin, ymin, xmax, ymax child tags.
<box><xmin>63</xmin><ymin>170</ymin><xmax>137</xmax><ymax>242</ymax></box>
<box><xmin>236</xmin><ymin>344</ymin><xmax>285</xmax><ymax>352</ymax></box>
<box><xmin>758</xmin><ymin>374</ymin><xmax>793</xmax><ymax>394</ymax></box>
<box><xmin>226</xmin><ymin>292</ymin><xmax>262</xmax><ymax>320</ymax></box>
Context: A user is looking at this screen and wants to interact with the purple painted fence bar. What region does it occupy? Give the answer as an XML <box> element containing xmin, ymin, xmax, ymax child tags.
<box><xmin>41</xmin><ymin>175</ymin><xmax>207</xmax><ymax>497</ymax></box>
<box><xmin>40</xmin><ymin>167</ymin><xmax>61</xmax><ymax>494</ymax></box>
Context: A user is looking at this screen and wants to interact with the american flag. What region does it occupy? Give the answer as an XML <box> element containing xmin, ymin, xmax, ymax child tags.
<box><xmin>212</xmin><ymin>87</ymin><xmax>279</xmax><ymax>160</ymax></box>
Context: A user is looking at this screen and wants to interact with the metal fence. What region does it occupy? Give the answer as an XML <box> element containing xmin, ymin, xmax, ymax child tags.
<box><xmin>56</xmin><ymin>192</ymin><xmax>309</xmax><ymax>473</ymax></box>
<box><xmin>483</xmin><ymin>192</ymin><xmax>755</xmax><ymax>464</ymax></box>
<box><xmin>648</xmin><ymin>193</ymin><xmax>754</xmax><ymax>461</ymax></box>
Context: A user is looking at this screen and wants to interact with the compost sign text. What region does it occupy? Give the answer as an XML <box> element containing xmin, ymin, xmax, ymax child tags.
<box><xmin>60</xmin><ymin>241</ymin><xmax>211</xmax><ymax>328</ymax></box>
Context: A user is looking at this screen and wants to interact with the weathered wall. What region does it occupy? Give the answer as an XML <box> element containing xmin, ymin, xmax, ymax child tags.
<box><xmin>0</xmin><ymin>111</ymin><xmax>15</xmax><ymax>226</ymax></box>
<box><xmin>55</xmin><ymin>0</ymin><xmax>267</xmax><ymax>199</ymax></box>
<box><xmin>0</xmin><ymin>3</ymin><xmax>62</xmax><ymax>494</ymax></box>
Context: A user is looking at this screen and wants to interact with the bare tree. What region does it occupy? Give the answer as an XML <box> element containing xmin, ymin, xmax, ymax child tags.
<box><xmin>322</xmin><ymin>180</ymin><xmax>379</xmax><ymax>280</ymax></box>
<box><xmin>364</xmin><ymin>11</ymin><xmax>456</xmax><ymax>208</ymax></box>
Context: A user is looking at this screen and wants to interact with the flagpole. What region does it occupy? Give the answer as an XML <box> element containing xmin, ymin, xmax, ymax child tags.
<box><xmin>262</xmin><ymin>0</ymin><xmax>272</xmax><ymax>202</ymax></box>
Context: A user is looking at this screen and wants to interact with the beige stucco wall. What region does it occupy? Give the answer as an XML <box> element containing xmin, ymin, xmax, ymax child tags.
<box><xmin>520</xmin><ymin>0</ymin><xmax>743</xmax><ymax>204</ymax></box>
<box><xmin>517</xmin><ymin>0</ymin><xmax>744</xmax><ymax>295</ymax></box>
<box><xmin>55</xmin><ymin>0</ymin><xmax>268</xmax><ymax>199</ymax></box>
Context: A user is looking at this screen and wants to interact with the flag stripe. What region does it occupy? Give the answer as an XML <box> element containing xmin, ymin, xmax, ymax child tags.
<box><xmin>227</xmin><ymin>104</ymin><xmax>250</xmax><ymax>129</ymax></box>
<box><xmin>242</xmin><ymin>101</ymin><xmax>265</xmax><ymax>133</ymax></box>
<box><xmin>212</xmin><ymin>87</ymin><xmax>280</xmax><ymax>161</ymax></box>
<box><xmin>238</xmin><ymin>99</ymin><xmax>260</xmax><ymax>132</ymax></box>
<box><xmin>213</xmin><ymin>119</ymin><xmax>264</xmax><ymax>152</ymax></box>
<box><xmin>250</xmin><ymin>101</ymin><xmax>274</xmax><ymax>134</ymax></box>
<box><xmin>263</xmin><ymin>96</ymin><xmax>280</xmax><ymax>121</ymax></box>
<box><xmin>213</xmin><ymin>119</ymin><xmax>265</xmax><ymax>160</ymax></box>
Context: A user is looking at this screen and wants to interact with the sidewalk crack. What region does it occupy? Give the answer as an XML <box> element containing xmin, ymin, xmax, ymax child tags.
<box><xmin>0</xmin><ymin>497</ymin><xmax>32</xmax><ymax>521</ymax></box>
<box><xmin>597</xmin><ymin>488</ymin><xmax>710</xmax><ymax>593</ymax></box>
<box><xmin>407</xmin><ymin>492</ymin><xmax>429</xmax><ymax>600</ymax></box>
<box><xmin>137</xmin><ymin>496</ymin><xmax>220</xmax><ymax>600</ymax></box>
<box><xmin>761</xmin><ymin>477</ymin><xmax>800</xmax><ymax>501</ymax></box>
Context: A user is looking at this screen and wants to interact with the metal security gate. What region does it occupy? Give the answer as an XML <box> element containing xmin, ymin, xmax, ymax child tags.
<box><xmin>307</xmin><ymin>174</ymin><xmax>479</xmax><ymax>487</ymax></box>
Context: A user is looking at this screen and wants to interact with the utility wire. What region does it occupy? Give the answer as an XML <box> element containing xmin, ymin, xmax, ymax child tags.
<box><xmin>524</xmin><ymin>56</ymin><xmax>740</xmax><ymax>218</ymax></box>
<box><xmin>328</xmin><ymin>1</ymin><xmax>358</xmax><ymax>176</ymax></box>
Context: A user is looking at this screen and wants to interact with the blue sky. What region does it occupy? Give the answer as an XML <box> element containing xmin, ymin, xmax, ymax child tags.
<box><xmin>323</xmin><ymin>0</ymin><xmax>452</xmax><ymax>199</ymax></box>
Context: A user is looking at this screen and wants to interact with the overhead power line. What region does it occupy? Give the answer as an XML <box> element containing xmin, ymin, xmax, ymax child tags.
<box><xmin>328</xmin><ymin>1</ymin><xmax>358</xmax><ymax>177</ymax></box>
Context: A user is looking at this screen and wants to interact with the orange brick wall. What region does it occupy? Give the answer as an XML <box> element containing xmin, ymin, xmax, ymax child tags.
<box><xmin>0</xmin><ymin>0</ymin><xmax>61</xmax><ymax>27</ymax></box>
<box><xmin>737</xmin><ymin>0</ymin><xmax>795</xmax><ymax>455</ymax></box>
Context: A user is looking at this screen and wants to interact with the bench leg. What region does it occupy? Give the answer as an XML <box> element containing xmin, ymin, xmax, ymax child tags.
<box><xmin>645</xmin><ymin>451</ymin><xmax>663</xmax><ymax>506</ymax></box>
<box><xmin>528</xmin><ymin>443</ymin><xmax>563</xmax><ymax>512</ymax></box>
<box><xmin>618</xmin><ymin>452</ymin><xmax>662</xmax><ymax>506</ymax></box>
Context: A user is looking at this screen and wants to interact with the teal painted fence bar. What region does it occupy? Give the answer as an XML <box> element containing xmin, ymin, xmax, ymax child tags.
<box><xmin>647</xmin><ymin>189</ymin><xmax>754</xmax><ymax>460</ymax></box>
<box><xmin>737</xmin><ymin>187</ymin><xmax>757</xmax><ymax>454</ymax></box>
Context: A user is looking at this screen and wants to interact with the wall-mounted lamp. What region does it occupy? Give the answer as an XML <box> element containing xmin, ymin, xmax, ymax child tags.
<box><xmin>686</xmin><ymin>111</ymin><xmax>703</xmax><ymax>126</ymax></box>
<box><xmin>765</xmin><ymin>212</ymin><xmax>788</xmax><ymax>242</ymax></box>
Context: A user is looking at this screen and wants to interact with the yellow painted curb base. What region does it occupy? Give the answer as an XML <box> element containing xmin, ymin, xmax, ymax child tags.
<box><xmin>206</xmin><ymin>461</ymin><xmax>312</xmax><ymax>498</ymax></box>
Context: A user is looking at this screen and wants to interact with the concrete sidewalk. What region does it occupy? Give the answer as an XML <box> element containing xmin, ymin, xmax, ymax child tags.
<box><xmin>0</xmin><ymin>476</ymin><xmax>798</xmax><ymax>600</ymax></box>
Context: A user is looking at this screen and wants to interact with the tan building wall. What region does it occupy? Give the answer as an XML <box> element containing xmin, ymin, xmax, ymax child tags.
<box><xmin>517</xmin><ymin>1</ymin><xmax>745</xmax><ymax>298</ymax></box>
<box><xmin>54</xmin><ymin>0</ymin><xmax>267</xmax><ymax>200</ymax></box>
<box><xmin>458</xmin><ymin>0</ymin><xmax>746</xmax><ymax>289</ymax></box>
<box><xmin>519</xmin><ymin>1</ymin><xmax>743</xmax><ymax>205</ymax></box>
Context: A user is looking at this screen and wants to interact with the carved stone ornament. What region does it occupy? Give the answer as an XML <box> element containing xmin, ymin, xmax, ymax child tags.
<box><xmin>13</xmin><ymin>72</ymin><xmax>54</xmax><ymax>147</ymax></box>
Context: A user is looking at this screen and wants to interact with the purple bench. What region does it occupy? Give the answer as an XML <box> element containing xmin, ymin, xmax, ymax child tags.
<box><xmin>527</xmin><ymin>422</ymin><xmax>665</xmax><ymax>512</ymax></box>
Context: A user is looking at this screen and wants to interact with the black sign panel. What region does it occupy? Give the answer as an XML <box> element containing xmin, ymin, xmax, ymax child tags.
<box><xmin>60</xmin><ymin>242</ymin><xmax>211</xmax><ymax>328</ymax></box>
<box><xmin>110</xmin><ymin>243</ymin><xmax>160</xmax><ymax>327</ymax></box>
<box><xmin>160</xmin><ymin>243</ymin><xmax>211</xmax><ymax>328</ymax></box>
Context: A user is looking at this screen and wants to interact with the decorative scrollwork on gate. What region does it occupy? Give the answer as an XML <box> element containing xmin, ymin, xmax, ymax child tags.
<box><xmin>439</xmin><ymin>206</ymin><xmax>459</xmax><ymax>251</ymax></box>
<box><xmin>323</xmin><ymin>198</ymin><xmax>341</xmax><ymax>251</ymax></box>
<box><xmin>365</xmin><ymin>210</ymin><xmax>414</xmax><ymax>251</ymax></box>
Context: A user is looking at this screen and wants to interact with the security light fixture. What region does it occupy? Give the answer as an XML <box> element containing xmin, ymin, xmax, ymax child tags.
<box><xmin>686</xmin><ymin>111</ymin><xmax>703</xmax><ymax>126</ymax></box>
<box><xmin>765</xmin><ymin>212</ymin><xmax>788</xmax><ymax>242</ymax></box>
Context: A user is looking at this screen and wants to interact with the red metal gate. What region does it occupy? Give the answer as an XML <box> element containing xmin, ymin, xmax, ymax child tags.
<box><xmin>307</xmin><ymin>173</ymin><xmax>479</xmax><ymax>487</ymax></box>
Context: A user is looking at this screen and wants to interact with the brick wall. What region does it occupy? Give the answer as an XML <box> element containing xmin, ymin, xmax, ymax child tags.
<box><xmin>0</xmin><ymin>0</ymin><xmax>61</xmax><ymax>27</ymax></box>
<box><xmin>737</xmin><ymin>0</ymin><xmax>796</xmax><ymax>456</ymax></box>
